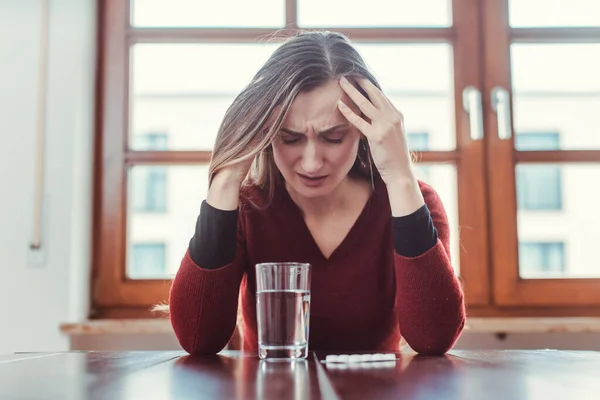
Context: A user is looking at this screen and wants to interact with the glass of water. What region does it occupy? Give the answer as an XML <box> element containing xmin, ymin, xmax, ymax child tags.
<box><xmin>255</xmin><ymin>262</ymin><xmax>311</xmax><ymax>361</ymax></box>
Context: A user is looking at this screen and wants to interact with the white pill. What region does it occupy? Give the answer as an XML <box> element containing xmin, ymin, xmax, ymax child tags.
<box><xmin>326</xmin><ymin>355</ymin><xmax>339</xmax><ymax>363</ymax></box>
<box><xmin>337</xmin><ymin>354</ymin><xmax>349</xmax><ymax>363</ymax></box>
<box><xmin>348</xmin><ymin>354</ymin><xmax>362</xmax><ymax>363</ymax></box>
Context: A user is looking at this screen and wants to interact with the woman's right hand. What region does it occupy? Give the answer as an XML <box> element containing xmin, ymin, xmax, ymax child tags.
<box><xmin>206</xmin><ymin>156</ymin><xmax>254</xmax><ymax>211</ymax></box>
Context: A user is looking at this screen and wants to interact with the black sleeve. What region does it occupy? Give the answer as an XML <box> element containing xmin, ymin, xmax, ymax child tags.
<box><xmin>188</xmin><ymin>200</ymin><xmax>239</xmax><ymax>270</ymax></box>
<box><xmin>392</xmin><ymin>204</ymin><xmax>438</xmax><ymax>257</ymax></box>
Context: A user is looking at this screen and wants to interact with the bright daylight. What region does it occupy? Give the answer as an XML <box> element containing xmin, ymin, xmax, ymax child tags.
<box><xmin>2</xmin><ymin>0</ymin><xmax>600</xmax><ymax>398</ymax></box>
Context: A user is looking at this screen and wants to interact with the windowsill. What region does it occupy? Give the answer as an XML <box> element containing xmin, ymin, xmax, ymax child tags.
<box><xmin>60</xmin><ymin>319</ymin><xmax>173</xmax><ymax>335</ymax></box>
<box><xmin>60</xmin><ymin>317</ymin><xmax>600</xmax><ymax>336</ymax></box>
<box><xmin>464</xmin><ymin>317</ymin><xmax>600</xmax><ymax>334</ymax></box>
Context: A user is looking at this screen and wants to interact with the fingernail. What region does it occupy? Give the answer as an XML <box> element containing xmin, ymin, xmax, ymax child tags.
<box><xmin>340</xmin><ymin>76</ymin><xmax>348</xmax><ymax>85</ymax></box>
<box><xmin>338</xmin><ymin>100</ymin><xmax>348</xmax><ymax>109</ymax></box>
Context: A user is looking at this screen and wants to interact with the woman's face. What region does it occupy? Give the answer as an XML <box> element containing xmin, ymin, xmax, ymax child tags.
<box><xmin>272</xmin><ymin>79</ymin><xmax>363</xmax><ymax>199</ymax></box>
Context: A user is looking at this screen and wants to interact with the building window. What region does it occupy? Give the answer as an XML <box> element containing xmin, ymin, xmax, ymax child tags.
<box><xmin>131</xmin><ymin>133</ymin><xmax>168</xmax><ymax>213</ymax></box>
<box><xmin>515</xmin><ymin>132</ymin><xmax>560</xmax><ymax>152</ymax></box>
<box><xmin>515</xmin><ymin>132</ymin><xmax>562</xmax><ymax>211</ymax></box>
<box><xmin>132</xmin><ymin>166</ymin><xmax>167</xmax><ymax>213</ymax></box>
<box><xmin>407</xmin><ymin>132</ymin><xmax>430</xmax><ymax>152</ymax></box>
<box><xmin>407</xmin><ymin>132</ymin><xmax>431</xmax><ymax>181</ymax></box>
<box><xmin>129</xmin><ymin>243</ymin><xmax>167</xmax><ymax>279</ymax></box>
<box><xmin>519</xmin><ymin>242</ymin><xmax>565</xmax><ymax>276</ymax></box>
<box><xmin>132</xmin><ymin>132</ymin><xmax>168</xmax><ymax>151</ymax></box>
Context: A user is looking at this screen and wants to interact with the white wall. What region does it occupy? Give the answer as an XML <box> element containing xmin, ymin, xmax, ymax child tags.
<box><xmin>0</xmin><ymin>0</ymin><xmax>96</xmax><ymax>353</ymax></box>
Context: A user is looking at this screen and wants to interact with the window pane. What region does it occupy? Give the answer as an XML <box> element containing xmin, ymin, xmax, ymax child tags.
<box><xmin>511</xmin><ymin>44</ymin><xmax>600</xmax><ymax>150</ymax></box>
<box><xmin>413</xmin><ymin>164</ymin><xmax>460</xmax><ymax>274</ymax></box>
<box><xmin>132</xmin><ymin>0</ymin><xmax>285</xmax><ymax>27</ymax></box>
<box><xmin>515</xmin><ymin>132</ymin><xmax>560</xmax><ymax>151</ymax></box>
<box><xmin>519</xmin><ymin>242</ymin><xmax>566</xmax><ymax>278</ymax></box>
<box><xmin>517</xmin><ymin>163</ymin><xmax>600</xmax><ymax>278</ymax></box>
<box><xmin>131</xmin><ymin>166</ymin><xmax>168</xmax><ymax>213</ymax></box>
<box><xmin>516</xmin><ymin>164</ymin><xmax>562</xmax><ymax>210</ymax></box>
<box><xmin>408</xmin><ymin>132</ymin><xmax>431</xmax><ymax>180</ymax></box>
<box><xmin>298</xmin><ymin>0</ymin><xmax>452</xmax><ymax>27</ymax></box>
<box><xmin>131</xmin><ymin>132</ymin><xmax>168</xmax><ymax>151</ymax></box>
<box><xmin>127</xmin><ymin>165</ymin><xmax>210</xmax><ymax>279</ymax></box>
<box><xmin>130</xmin><ymin>44</ymin><xmax>279</xmax><ymax>151</ymax></box>
<box><xmin>407</xmin><ymin>132</ymin><xmax>431</xmax><ymax>152</ymax></box>
<box><xmin>129</xmin><ymin>243</ymin><xmax>167</xmax><ymax>279</ymax></box>
<box><xmin>509</xmin><ymin>0</ymin><xmax>600</xmax><ymax>27</ymax></box>
<box><xmin>356</xmin><ymin>44</ymin><xmax>455</xmax><ymax>151</ymax></box>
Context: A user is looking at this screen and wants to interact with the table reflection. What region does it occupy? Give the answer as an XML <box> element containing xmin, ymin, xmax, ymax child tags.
<box><xmin>172</xmin><ymin>352</ymin><xmax>320</xmax><ymax>399</ymax></box>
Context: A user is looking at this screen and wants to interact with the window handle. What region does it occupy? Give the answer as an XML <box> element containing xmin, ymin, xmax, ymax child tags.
<box><xmin>462</xmin><ymin>86</ymin><xmax>484</xmax><ymax>141</ymax></box>
<box><xmin>491</xmin><ymin>86</ymin><xmax>513</xmax><ymax>140</ymax></box>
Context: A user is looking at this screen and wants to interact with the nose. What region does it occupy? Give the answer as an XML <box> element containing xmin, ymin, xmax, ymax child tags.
<box><xmin>300</xmin><ymin>140</ymin><xmax>323</xmax><ymax>174</ymax></box>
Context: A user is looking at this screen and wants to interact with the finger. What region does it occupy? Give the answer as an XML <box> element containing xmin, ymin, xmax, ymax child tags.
<box><xmin>337</xmin><ymin>100</ymin><xmax>372</xmax><ymax>136</ymax></box>
<box><xmin>385</xmin><ymin>97</ymin><xmax>404</xmax><ymax>122</ymax></box>
<box><xmin>339</xmin><ymin>77</ymin><xmax>380</xmax><ymax>120</ymax></box>
<box><xmin>377</xmin><ymin>89</ymin><xmax>403</xmax><ymax>118</ymax></box>
<box><xmin>358</xmin><ymin>78</ymin><xmax>405</xmax><ymax>124</ymax></box>
<box><xmin>355</xmin><ymin>77</ymin><xmax>388</xmax><ymax>110</ymax></box>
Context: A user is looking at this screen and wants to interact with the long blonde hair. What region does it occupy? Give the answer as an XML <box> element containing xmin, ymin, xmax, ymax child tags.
<box><xmin>210</xmin><ymin>30</ymin><xmax>383</xmax><ymax>201</ymax></box>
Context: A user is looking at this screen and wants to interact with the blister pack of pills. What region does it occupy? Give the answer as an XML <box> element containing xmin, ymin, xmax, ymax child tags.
<box><xmin>321</xmin><ymin>354</ymin><xmax>398</xmax><ymax>369</ymax></box>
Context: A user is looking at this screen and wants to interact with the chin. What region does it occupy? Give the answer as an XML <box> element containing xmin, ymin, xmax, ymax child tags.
<box><xmin>293</xmin><ymin>186</ymin><xmax>332</xmax><ymax>199</ymax></box>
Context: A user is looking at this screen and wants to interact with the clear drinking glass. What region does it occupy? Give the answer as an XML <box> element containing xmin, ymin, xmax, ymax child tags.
<box><xmin>255</xmin><ymin>262</ymin><xmax>311</xmax><ymax>361</ymax></box>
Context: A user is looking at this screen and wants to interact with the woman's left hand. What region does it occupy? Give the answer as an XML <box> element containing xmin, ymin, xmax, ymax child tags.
<box><xmin>337</xmin><ymin>76</ymin><xmax>413</xmax><ymax>185</ymax></box>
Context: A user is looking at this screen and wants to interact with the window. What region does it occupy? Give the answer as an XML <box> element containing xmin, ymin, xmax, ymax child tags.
<box><xmin>407</xmin><ymin>132</ymin><xmax>430</xmax><ymax>152</ymax></box>
<box><xmin>515</xmin><ymin>132</ymin><xmax>560</xmax><ymax>152</ymax></box>
<box><xmin>95</xmin><ymin>0</ymin><xmax>600</xmax><ymax>318</ymax></box>
<box><xmin>486</xmin><ymin>2</ymin><xmax>600</xmax><ymax>307</ymax></box>
<box><xmin>515</xmin><ymin>133</ymin><xmax>562</xmax><ymax>210</ymax></box>
<box><xmin>516</xmin><ymin>165</ymin><xmax>562</xmax><ymax>210</ymax></box>
<box><xmin>130</xmin><ymin>133</ymin><xmax>168</xmax><ymax>213</ymax></box>
<box><xmin>132</xmin><ymin>132</ymin><xmax>168</xmax><ymax>151</ymax></box>
<box><xmin>519</xmin><ymin>242</ymin><xmax>566</xmax><ymax>278</ymax></box>
<box><xmin>131</xmin><ymin>166</ymin><xmax>167</xmax><ymax>213</ymax></box>
<box><xmin>129</xmin><ymin>243</ymin><xmax>167</xmax><ymax>279</ymax></box>
<box><xmin>407</xmin><ymin>132</ymin><xmax>431</xmax><ymax>182</ymax></box>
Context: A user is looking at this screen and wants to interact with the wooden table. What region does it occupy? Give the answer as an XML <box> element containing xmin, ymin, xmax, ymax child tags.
<box><xmin>2</xmin><ymin>350</ymin><xmax>600</xmax><ymax>399</ymax></box>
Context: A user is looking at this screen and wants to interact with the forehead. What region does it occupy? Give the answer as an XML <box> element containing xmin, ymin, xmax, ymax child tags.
<box><xmin>284</xmin><ymin>79</ymin><xmax>355</xmax><ymax>127</ymax></box>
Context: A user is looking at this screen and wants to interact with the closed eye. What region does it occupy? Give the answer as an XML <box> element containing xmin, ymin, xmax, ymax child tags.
<box><xmin>321</xmin><ymin>129</ymin><xmax>348</xmax><ymax>144</ymax></box>
<box><xmin>282</xmin><ymin>137</ymin><xmax>302</xmax><ymax>145</ymax></box>
<box><xmin>280</xmin><ymin>132</ymin><xmax>303</xmax><ymax>145</ymax></box>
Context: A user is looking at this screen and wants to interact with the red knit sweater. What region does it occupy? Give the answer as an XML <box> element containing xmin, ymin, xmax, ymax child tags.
<box><xmin>169</xmin><ymin>178</ymin><xmax>465</xmax><ymax>356</ymax></box>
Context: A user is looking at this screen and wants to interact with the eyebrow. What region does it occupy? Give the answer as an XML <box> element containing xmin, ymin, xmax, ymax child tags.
<box><xmin>280</xmin><ymin>124</ymin><xmax>349</xmax><ymax>136</ymax></box>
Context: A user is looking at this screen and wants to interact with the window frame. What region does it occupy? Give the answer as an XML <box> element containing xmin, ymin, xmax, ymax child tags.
<box><xmin>93</xmin><ymin>0</ymin><xmax>600</xmax><ymax>319</ymax></box>
<box><xmin>483</xmin><ymin>0</ymin><xmax>600</xmax><ymax>308</ymax></box>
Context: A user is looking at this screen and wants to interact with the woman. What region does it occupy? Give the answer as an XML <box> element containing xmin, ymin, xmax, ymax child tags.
<box><xmin>168</xmin><ymin>31</ymin><xmax>465</xmax><ymax>356</ymax></box>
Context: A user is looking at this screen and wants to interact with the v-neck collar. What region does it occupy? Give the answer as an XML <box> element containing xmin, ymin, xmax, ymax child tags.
<box><xmin>276</xmin><ymin>177</ymin><xmax>387</xmax><ymax>262</ymax></box>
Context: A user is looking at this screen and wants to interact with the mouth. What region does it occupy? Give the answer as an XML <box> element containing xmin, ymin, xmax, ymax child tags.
<box><xmin>297</xmin><ymin>173</ymin><xmax>328</xmax><ymax>187</ymax></box>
